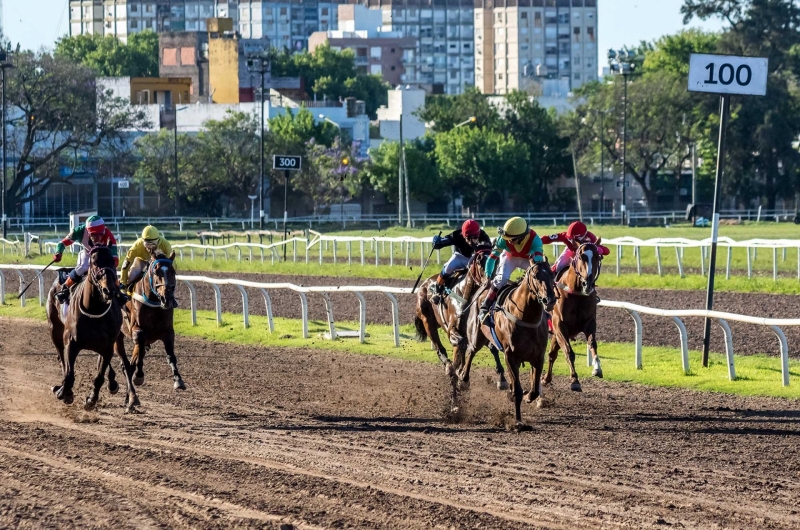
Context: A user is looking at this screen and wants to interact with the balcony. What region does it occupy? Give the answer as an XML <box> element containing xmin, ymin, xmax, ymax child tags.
<box><xmin>355</xmin><ymin>56</ymin><xmax>368</xmax><ymax>65</ymax></box>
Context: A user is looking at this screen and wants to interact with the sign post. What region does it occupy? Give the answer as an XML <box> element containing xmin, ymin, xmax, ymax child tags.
<box><xmin>273</xmin><ymin>155</ymin><xmax>302</xmax><ymax>260</ymax></box>
<box><xmin>688</xmin><ymin>53</ymin><xmax>768</xmax><ymax>367</ymax></box>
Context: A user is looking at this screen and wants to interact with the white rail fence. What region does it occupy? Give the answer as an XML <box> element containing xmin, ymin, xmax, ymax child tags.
<box><xmin>0</xmin><ymin>264</ymin><xmax>796</xmax><ymax>387</ymax></box>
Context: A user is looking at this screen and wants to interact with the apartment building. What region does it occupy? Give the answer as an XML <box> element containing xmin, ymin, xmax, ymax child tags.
<box><xmin>351</xmin><ymin>0</ymin><xmax>475</xmax><ymax>95</ymax></box>
<box><xmin>309</xmin><ymin>6</ymin><xmax>416</xmax><ymax>86</ymax></box>
<box><xmin>475</xmin><ymin>0</ymin><xmax>598</xmax><ymax>95</ymax></box>
<box><xmin>237</xmin><ymin>0</ymin><xmax>342</xmax><ymax>51</ymax></box>
<box><xmin>69</xmin><ymin>0</ymin><xmax>240</xmax><ymax>41</ymax></box>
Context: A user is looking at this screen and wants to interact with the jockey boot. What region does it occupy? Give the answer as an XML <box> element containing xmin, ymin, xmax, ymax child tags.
<box><xmin>115</xmin><ymin>281</ymin><xmax>131</xmax><ymax>305</ymax></box>
<box><xmin>431</xmin><ymin>273</ymin><xmax>448</xmax><ymax>305</ymax></box>
<box><xmin>478</xmin><ymin>288</ymin><xmax>498</xmax><ymax>325</ymax></box>
<box><xmin>55</xmin><ymin>277</ymin><xmax>75</xmax><ymax>304</ymax></box>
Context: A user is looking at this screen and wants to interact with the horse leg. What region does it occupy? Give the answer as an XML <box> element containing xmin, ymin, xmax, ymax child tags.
<box><xmin>104</xmin><ymin>354</ymin><xmax>119</xmax><ymax>395</ymax></box>
<box><xmin>164</xmin><ymin>331</ymin><xmax>185</xmax><ymax>390</ymax></box>
<box><xmin>505</xmin><ymin>355</ymin><xmax>526</xmax><ymax>430</ymax></box>
<box><xmin>543</xmin><ymin>337</ymin><xmax>560</xmax><ymax>386</ymax></box>
<box><xmin>54</xmin><ymin>340</ymin><xmax>79</xmax><ymax>405</ymax></box>
<box><xmin>489</xmin><ymin>345</ymin><xmax>508</xmax><ymax>390</ymax></box>
<box><xmin>50</xmin><ymin>323</ymin><xmax>66</xmax><ymax>397</ymax></box>
<box><xmin>115</xmin><ymin>334</ymin><xmax>140</xmax><ymax>412</ymax></box>
<box><xmin>131</xmin><ymin>329</ymin><xmax>146</xmax><ymax>386</ymax></box>
<box><xmin>555</xmin><ymin>323</ymin><xmax>581</xmax><ymax>392</ymax></box>
<box><xmin>85</xmin><ymin>348</ymin><xmax>112</xmax><ymax>411</ymax></box>
<box><xmin>419</xmin><ymin>311</ymin><xmax>453</xmax><ymax>376</ymax></box>
<box><xmin>584</xmin><ymin>319</ymin><xmax>602</xmax><ymax>378</ymax></box>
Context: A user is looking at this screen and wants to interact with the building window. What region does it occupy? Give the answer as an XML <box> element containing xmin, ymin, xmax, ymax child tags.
<box><xmin>181</xmin><ymin>47</ymin><xmax>196</xmax><ymax>65</ymax></box>
<box><xmin>130</xmin><ymin>3</ymin><xmax>138</xmax><ymax>12</ymax></box>
<box><xmin>131</xmin><ymin>20</ymin><xmax>138</xmax><ymax>29</ymax></box>
<box><xmin>280</xmin><ymin>7</ymin><xmax>287</xmax><ymax>15</ymax></box>
<box><xmin>145</xmin><ymin>4</ymin><xmax>154</xmax><ymax>13</ymax></box>
<box><xmin>162</xmin><ymin>48</ymin><xmax>178</xmax><ymax>66</ymax></box>
<box><xmin>587</xmin><ymin>26</ymin><xmax>595</xmax><ymax>41</ymax></box>
<box><xmin>391</xmin><ymin>65</ymin><xmax>396</xmax><ymax>71</ymax></box>
<box><xmin>574</xmin><ymin>73</ymin><xmax>581</xmax><ymax>80</ymax></box>
<box><xmin>521</xmin><ymin>11</ymin><xmax>528</xmax><ymax>19</ymax></box>
<box><xmin>390</xmin><ymin>48</ymin><xmax>395</xmax><ymax>53</ymax></box>
<box><xmin>321</xmin><ymin>7</ymin><xmax>328</xmax><ymax>15</ymax></box>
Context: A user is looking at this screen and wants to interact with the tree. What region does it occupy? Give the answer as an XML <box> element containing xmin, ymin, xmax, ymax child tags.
<box><xmin>54</xmin><ymin>31</ymin><xmax>159</xmax><ymax>78</ymax></box>
<box><xmin>133</xmin><ymin>129</ymin><xmax>193</xmax><ymax>213</ymax></box>
<box><xmin>435</xmin><ymin>126</ymin><xmax>531</xmax><ymax>211</ymax></box>
<box><xmin>363</xmin><ymin>138</ymin><xmax>441</xmax><ymax>204</ymax></box>
<box><xmin>268</xmin><ymin>107</ymin><xmax>337</xmax><ymax>146</ymax></box>
<box><xmin>291</xmin><ymin>139</ymin><xmax>365</xmax><ymax>212</ymax></box>
<box><xmin>416</xmin><ymin>87</ymin><xmax>501</xmax><ymax>133</ymax></box>
<box><xmin>272</xmin><ymin>44</ymin><xmax>389</xmax><ymax>118</ymax></box>
<box><xmin>4</xmin><ymin>51</ymin><xmax>150</xmax><ymax>217</ymax></box>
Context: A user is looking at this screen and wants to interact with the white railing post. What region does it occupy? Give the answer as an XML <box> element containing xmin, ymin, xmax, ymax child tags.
<box><xmin>181</xmin><ymin>280</ymin><xmax>197</xmax><ymax>326</ymax></box>
<box><xmin>625</xmin><ymin>308</ymin><xmax>642</xmax><ymax>369</ymax></box>
<box><xmin>320</xmin><ymin>293</ymin><xmax>336</xmax><ymax>340</ymax></box>
<box><xmin>383</xmin><ymin>292</ymin><xmax>401</xmax><ymax>347</ymax></box>
<box><xmin>726</xmin><ymin>246</ymin><xmax>732</xmax><ymax>280</ymax></box>
<box><xmin>747</xmin><ymin>247</ymin><xmax>753</xmax><ymax>278</ymax></box>
<box><xmin>354</xmin><ymin>292</ymin><xmax>366</xmax><ymax>344</ymax></box>
<box><xmin>635</xmin><ymin>246</ymin><xmax>641</xmax><ymax>276</ymax></box>
<box><xmin>232</xmin><ymin>285</ymin><xmax>249</xmax><ymax>329</ymax></box>
<box><xmin>675</xmin><ymin>247</ymin><xmax>684</xmax><ymax>278</ymax></box>
<box><xmin>257</xmin><ymin>288</ymin><xmax>274</xmax><ymax>333</ymax></box>
<box><xmin>672</xmin><ymin>316</ymin><xmax>690</xmax><ymax>375</ymax></box>
<box><xmin>360</xmin><ymin>241</ymin><xmax>365</xmax><ymax>266</ymax></box>
<box><xmin>769</xmin><ymin>325</ymin><xmax>789</xmax><ymax>387</ymax></box>
<box><xmin>773</xmin><ymin>247</ymin><xmax>778</xmax><ymax>281</ymax></box>
<box><xmin>655</xmin><ymin>246</ymin><xmax>662</xmax><ymax>277</ymax></box>
<box><xmin>15</xmin><ymin>270</ymin><xmax>26</xmax><ymax>307</ymax></box>
<box><xmin>0</xmin><ymin>270</ymin><xmax>5</xmax><ymax>305</ymax></box>
<box><xmin>714</xmin><ymin>318</ymin><xmax>735</xmax><ymax>381</ymax></box>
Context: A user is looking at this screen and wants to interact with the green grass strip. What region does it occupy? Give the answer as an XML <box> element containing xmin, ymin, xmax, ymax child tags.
<box><xmin>2</xmin><ymin>303</ymin><xmax>798</xmax><ymax>399</ymax></box>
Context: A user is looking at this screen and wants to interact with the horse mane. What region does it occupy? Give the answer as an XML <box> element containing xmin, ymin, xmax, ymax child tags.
<box><xmin>90</xmin><ymin>245</ymin><xmax>116</xmax><ymax>269</ymax></box>
<box><xmin>150</xmin><ymin>248</ymin><xmax>168</xmax><ymax>260</ymax></box>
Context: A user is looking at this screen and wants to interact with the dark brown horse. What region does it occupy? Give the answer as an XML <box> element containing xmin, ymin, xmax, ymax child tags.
<box><xmin>463</xmin><ymin>261</ymin><xmax>556</xmax><ymax>429</ymax></box>
<box><xmin>544</xmin><ymin>242</ymin><xmax>603</xmax><ymax>392</ymax></box>
<box><xmin>414</xmin><ymin>251</ymin><xmax>508</xmax><ymax>389</ymax></box>
<box><xmin>114</xmin><ymin>249</ymin><xmax>184</xmax><ymax>391</ymax></box>
<box><xmin>46</xmin><ymin>246</ymin><xmax>138</xmax><ymax>411</ymax></box>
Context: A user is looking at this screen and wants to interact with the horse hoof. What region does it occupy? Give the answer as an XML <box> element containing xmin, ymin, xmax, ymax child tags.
<box><xmin>535</xmin><ymin>397</ymin><xmax>547</xmax><ymax>409</ymax></box>
<box><xmin>512</xmin><ymin>421</ymin><xmax>532</xmax><ymax>432</ymax></box>
<box><xmin>84</xmin><ymin>397</ymin><xmax>97</xmax><ymax>411</ymax></box>
<box><xmin>592</xmin><ymin>368</ymin><xmax>604</xmax><ymax>379</ymax></box>
<box><xmin>444</xmin><ymin>363</ymin><xmax>455</xmax><ymax>377</ymax></box>
<box><xmin>174</xmin><ymin>379</ymin><xmax>186</xmax><ymax>391</ymax></box>
<box><xmin>108</xmin><ymin>380</ymin><xmax>119</xmax><ymax>395</ymax></box>
<box><xmin>60</xmin><ymin>391</ymin><xmax>74</xmax><ymax>405</ymax></box>
<box><xmin>132</xmin><ymin>374</ymin><xmax>145</xmax><ymax>386</ymax></box>
<box><xmin>456</xmin><ymin>378</ymin><xmax>470</xmax><ymax>391</ymax></box>
<box><xmin>523</xmin><ymin>391</ymin><xmax>539</xmax><ymax>404</ymax></box>
<box><xmin>496</xmin><ymin>380</ymin><xmax>509</xmax><ymax>391</ymax></box>
<box><xmin>570</xmin><ymin>382</ymin><xmax>583</xmax><ymax>392</ymax></box>
<box><xmin>52</xmin><ymin>385</ymin><xmax>61</xmax><ymax>395</ymax></box>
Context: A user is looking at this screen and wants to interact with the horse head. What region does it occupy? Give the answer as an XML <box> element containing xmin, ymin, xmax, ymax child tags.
<box><xmin>573</xmin><ymin>242</ymin><xmax>601</xmax><ymax>295</ymax></box>
<box><xmin>525</xmin><ymin>258</ymin><xmax>556</xmax><ymax>312</ymax></box>
<box><xmin>89</xmin><ymin>246</ymin><xmax>118</xmax><ymax>304</ymax></box>
<box><xmin>148</xmin><ymin>250</ymin><xmax>177</xmax><ymax>309</ymax></box>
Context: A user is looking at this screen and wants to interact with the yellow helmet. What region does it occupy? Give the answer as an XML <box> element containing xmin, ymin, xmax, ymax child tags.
<box><xmin>141</xmin><ymin>225</ymin><xmax>160</xmax><ymax>241</ymax></box>
<box><xmin>499</xmin><ymin>217</ymin><xmax>529</xmax><ymax>241</ymax></box>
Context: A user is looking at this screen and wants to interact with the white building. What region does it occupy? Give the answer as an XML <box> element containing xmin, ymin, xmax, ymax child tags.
<box><xmin>237</xmin><ymin>0</ymin><xmax>342</xmax><ymax>51</ymax></box>
<box><xmin>375</xmin><ymin>86</ymin><xmax>426</xmax><ymax>145</ymax></box>
<box><xmin>69</xmin><ymin>0</ymin><xmax>240</xmax><ymax>42</ymax></box>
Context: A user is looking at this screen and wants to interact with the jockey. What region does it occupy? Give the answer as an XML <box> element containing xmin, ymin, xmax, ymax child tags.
<box><xmin>542</xmin><ymin>221</ymin><xmax>610</xmax><ymax>278</ymax></box>
<box><xmin>120</xmin><ymin>225</ymin><xmax>174</xmax><ymax>293</ymax></box>
<box><xmin>430</xmin><ymin>219</ymin><xmax>492</xmax><ymax>304</ymax></box>
<box><xmin>53</xmin><ymin>215</ymin><xmax>125</xmax><ymax>303</ymax></box>
<box><xmin>478</xmin><ymin>217</ymin><xmax>544</xmax><ymax>323</ymax></box>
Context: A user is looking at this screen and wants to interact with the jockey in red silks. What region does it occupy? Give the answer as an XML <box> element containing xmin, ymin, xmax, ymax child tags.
<box><xmin>542</xmin><ymin>221</ymin><xmax>610</xmax><ymax>278</ymax></box>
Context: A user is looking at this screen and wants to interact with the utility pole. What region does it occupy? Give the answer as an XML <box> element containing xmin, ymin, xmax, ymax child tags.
<box><xmin>0</xmin><ymin>47</ymin><xmax>12</xmax><ymax>238</ymax></box>
<box><xmin>609</xmin><ymin>49</ymin><xmax>636</xmax><ymax>226</ymax></box>
<box><xmin>398</xmin><ymin>115</ymin><xmax>404</xmax><ymax>226</ymax></box>
<box><xmin>247</xmin><ymin>51</ymin><xmax>272</xmax><ymax>230</ymax></box>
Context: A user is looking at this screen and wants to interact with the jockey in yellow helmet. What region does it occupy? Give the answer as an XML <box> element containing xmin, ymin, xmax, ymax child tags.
<box><xmin>120</xmin><ymin>225</ymin><xmax>175</xmax><ymax>292</ymax></box>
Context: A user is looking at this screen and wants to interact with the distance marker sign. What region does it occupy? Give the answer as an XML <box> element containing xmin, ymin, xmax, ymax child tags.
<box><xmin>688</xmin><ymin>54</ymin><xmax>768</xmax><ymax>96</ymax></box>
<box><xmin>273</xmin><ymin>155</ymin><xmax>302</xmax><ymax>171</ymax></box>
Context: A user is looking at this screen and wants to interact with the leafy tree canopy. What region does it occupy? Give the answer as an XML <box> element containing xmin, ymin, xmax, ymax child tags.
<box><xmin>55</xmin><ymin>31</ymin><xmax>159</xmax><ymax>78</ymax></box>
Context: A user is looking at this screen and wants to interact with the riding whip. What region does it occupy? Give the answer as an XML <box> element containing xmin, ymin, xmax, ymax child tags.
<box><xmin>411</xmin><ymin>231</ymin><xmax>442</xmax><ymax>294</ymax></box>
<box><xmin>16</xmin><ymin>259</ymin><xmax>57</xmax><ymax>298</ymax></box>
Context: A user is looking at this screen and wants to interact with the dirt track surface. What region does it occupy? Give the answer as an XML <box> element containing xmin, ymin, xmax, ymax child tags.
<box><xmin>2</xmin><ymin>318</ymin><xmax>800</xmax><ymax>528</ymax></box>
<box><xmin>7</xmin><ymin>269</ymin><xmax>800</xmax><ymax>356</ymax></box>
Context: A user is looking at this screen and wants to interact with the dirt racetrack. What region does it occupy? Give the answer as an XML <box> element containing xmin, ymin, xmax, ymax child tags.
<box><xmin>1</xmin><ymin>317</ymin><xmax>800</xmax><ymax>528</ymax></box>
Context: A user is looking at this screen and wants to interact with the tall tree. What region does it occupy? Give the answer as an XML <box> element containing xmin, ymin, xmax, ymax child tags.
<box><xmin>363</xmin><ymin>138</ymin><xmax>441</xmax><ymax>204</ymax></box>
<box><xmin>416</xmin><ymin>87</ymin><xmax>501</xmax><ymax>133</ymax></box>
<box><xmin>133</xmin><ymin>129</ymin><xmax>194</xmax><ymax>213</ymax></box>
<box><xmin>4</xmin><ymin>51</ymin><xmax>150</xmax><ymax>217</ymax></box>
<box><xmin>54</xmin><ymin>31</ymin><xmax>159</xmax><ymax>78</ymax></box>
<box><xmin>268</xmin><ymin>107</ymin><xmax>338</xmax><ymax>146</ymax></box>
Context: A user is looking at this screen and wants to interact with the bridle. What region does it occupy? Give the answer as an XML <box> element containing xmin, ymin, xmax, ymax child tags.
<box><xmin>570</xmin><ymin>242</ymin><xmax>601</xmax><ymax>295</ymax></box>
<box><xmin>525</xmin><ymin>262</ymin><xmax>554</xmax><ymax>310</ymax></box>
<box><xmin>141</xmin><ymin>257</ymin><xmax>176</xmax><ymax>308</ymax></box>
<box><xmin>80</xmin><ymin>264</ymin><xmax>116</xmax><ymax>319</ymax></box>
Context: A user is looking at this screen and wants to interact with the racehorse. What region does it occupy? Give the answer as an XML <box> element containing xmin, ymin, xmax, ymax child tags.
<box><xmin>414</xmin><ymin>250</ymin><xmax>509</xmax><ymax>390</ymax></box>
<box><xmin>114</xmin><ymin>249</ymin><xmax>184</xmax><ymax>391</ymax></box>
<box><xmin>46</xmin><ymin>246</ymin><xmax>138</xmax><ymax>411</ymax></box>
<box><xmin>543</xmin><ymin>241</ymin><xmax>603</xmax><ymax>392</ymax></box>
<box><xmin>463</xmin><ymin>261</ymin><xmax>556</xmax><ymax>429</ymax></box>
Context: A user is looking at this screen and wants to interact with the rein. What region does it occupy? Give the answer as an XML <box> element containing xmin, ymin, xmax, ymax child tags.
<box><xmin>137</xmin><ymin>257</ymin><xmax>174</xmax><ymax>309</ymax></box>
<box><xmin>493</xmin><ymin>265</ymin><xmax>549</xmax><ymax>329</ymax></box>
<box><xmin>78</xmin><ymin>267</ymin><xmax>114</xmax><ymax>319</ymax></box>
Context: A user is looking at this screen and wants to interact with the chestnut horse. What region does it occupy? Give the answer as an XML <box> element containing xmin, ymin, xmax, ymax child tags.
<box><xmin>462</xmin><ymin>261</ymin><xmax>556</xmax><ymax>429</ymax></box>
<box><xmin>46</xmin><ymin>246</ymin><xmax>139</xmax><ymax>411</ymax></box>
<box><xmin>414</xmin><ymin>251</ymin><xmax>508</xmax><ymax>389</ymax></box>
<box><xmin>543</xmin><ymin>242</ymin><xmax>603</xmax><ymax>392</ymax></box>
<box><xmin>114</xmin><ymin>249</ymin><xmax>184</xmax><ymax>392</ymax></box>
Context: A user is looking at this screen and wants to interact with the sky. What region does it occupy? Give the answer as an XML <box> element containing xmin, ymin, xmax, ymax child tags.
<box><xmin>5</xmin><ymin>0</ymin><xmax>725</xmax><ymax>73</ymax></box>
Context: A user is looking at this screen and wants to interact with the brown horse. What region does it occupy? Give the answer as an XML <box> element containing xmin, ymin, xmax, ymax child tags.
<box><xmin>46</xmin><ymin>246</ymin><xmax>138</xmax><ymax>411</ymax></box>
<box><xmin>463</xmin><ymin>261</ymin><xmax>556</xmax><ymax>429</ymax></box>
<box><xmin>414</xmin><ymin>251</ymin><xmax>508</xmax><ymax>389</ymax></box>
<box><xmin>544</xmin><ymin>242</ymin><xmax>603</xmax><ymax>392</ymax></box>
<box><xmin>114</xmin><ymin>249</ymin><xmax>184</xmax><ymax>391</ymax></box>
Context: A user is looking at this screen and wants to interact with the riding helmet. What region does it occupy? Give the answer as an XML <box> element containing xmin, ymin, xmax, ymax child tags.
<box><xmin>142</xmin><ymin>225</ymin><xmax>160</xmax><ymax>241</ymax></box>
<box><xmin>85</xmin><ymin>215</ymin><xmax>106</xmax><ymax>234</ymax></box>
<box><xmin>461</xmin><ymin>219</ymin><xmax>480</xmax><ymax>238</ymax></box>
<box><xmin>567</xmin><ymin>221</ymin><xmax>587</xmax><ymax>240</ymax></box>
<box><xmin>498</xmin><ymin>217</ymin><xmax>528</xmax><ymax>241</ymax></box>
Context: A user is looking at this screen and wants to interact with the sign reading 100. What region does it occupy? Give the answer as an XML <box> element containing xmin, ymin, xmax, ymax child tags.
<box><xmin>688</xmin><ymin>54</ymin><xmax>768</xmax><ymax>97</ymax></box>
<box><xmin>273</xmin><ymin>155</ymin><xmax>302</xmax><ymax>171</ymax></box>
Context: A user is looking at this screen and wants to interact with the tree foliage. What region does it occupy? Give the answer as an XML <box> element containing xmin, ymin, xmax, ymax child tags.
<box><xmin>54</xmin><ymin>31</ymin><xmax>159</xmax><ymax>78</ymax></box>
<box><xmin>363</xmin><ymin>138</ymin><xmax>441</xmax><ymax>204</ymax></box>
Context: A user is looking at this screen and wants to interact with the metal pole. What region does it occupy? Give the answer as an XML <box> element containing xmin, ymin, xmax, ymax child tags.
<box><xmin>1</xmin><ymin>66</ymin><xmax>6</xmax><ymax>238</ymax></box>
<box><xmin>173</xmin><ymin>117</ymin><xmax>179</xmax><ymax>216</ymax></box>
<box><xmin>259</xmin><ymin>68</ymin><xmax>265</xmax><ymax>230</ymax></box>
<box><xmin>599</xmin><ymin>114</ymin><xmax>605</xmax><ymax>216</ymax></box>
<box><xmin>571</xmin><ymin>142</ymin><xmax>583</xmax><ymax>221</ymax></box>
<box><xmin>691</xmin><ymin>143</ymin><xmax>697</xmax><ymax>206</ymax></box>
<box><xmin>283</xmin><ymin>169</ymin><xmax>289</xmax><ymax>261</ymax></box>
<box><xmin>621</xmin><ymin>73</ymin><xmax>628</xmax><ymax>226</ymax></box>
<box><xmin>702</xmin><ymin>94</ymin><xmax>731</xmax><ymax>367</ymax></box>
<box><xmin>398</xmin><ymin>115</ymin><xmax>403</xmax><ymax>225</ymax></box>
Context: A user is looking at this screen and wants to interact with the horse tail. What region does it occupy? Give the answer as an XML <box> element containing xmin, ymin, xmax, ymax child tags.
<box><xmin>413</xmin><ymin>315</ymin><xmax>428</xmax><ymax>342</ymax></box>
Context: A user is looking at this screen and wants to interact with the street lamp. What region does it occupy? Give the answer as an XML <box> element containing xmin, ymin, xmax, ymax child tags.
<box><xmin>246</xmin><ymin>50</ymin><xmax>273</xmax><ymax>230</ymax></box>
<box><xmin>173</xmin><ymin>105</ymin><xmax>189</xmax><ymax>217</ymax></box>
<box><xmin>318</xmin><ymin>113</ymin><xmax>342</xmax><ymax>133</ymax></box>
<box><xmin>247</xmin><ymin>194</ymin><xmax>258</xmax><ymax>228</ymax></box>
<box><xmin>585</xmin><ymin>109</ymin><xmax>607</xmax><ymax>216</ymax></box>
<box><xmin>0</xmin><ymin>45</ymin><xmax>14</xmax><ymax>238</ymax></box>
<box><xmin>608</xmin><ymin>49</ymin><xmax>637</xmax><ymax>225</ymax></box>
<box><xmin>455</xmin><ymin>116</ymin><xmax>477</xmax><ymax>128</ymax></box>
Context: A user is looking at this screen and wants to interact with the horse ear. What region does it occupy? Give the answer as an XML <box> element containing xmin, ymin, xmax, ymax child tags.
<box><xmin>169</xmin><ymin>251</ymin><xmax>176</xmax><ymax>261</ymax></box>
<box><xmin>596</xmin><ymin>237</ymin><xmax>602</xmax><ymax>246</ymax></box>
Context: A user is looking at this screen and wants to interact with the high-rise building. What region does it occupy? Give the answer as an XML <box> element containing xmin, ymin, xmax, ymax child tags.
<box><xmin>351</xmin><ymin>0</ymin><xmax>476</xmax><ymax>95</ymax></box>
<box><xmin>237</xmin><ymin>0</ymin><xmax>343</xmax><ymax>51</ymax></box>
<box><xmin>69</xmin><ymin>1</ymin><xmax>240</xmax><ymax>42</ymax></box>
<box><xmin>475</xmin><ymin>0</ymin><xmax>598</xmax><ymax>95</ymax></box>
